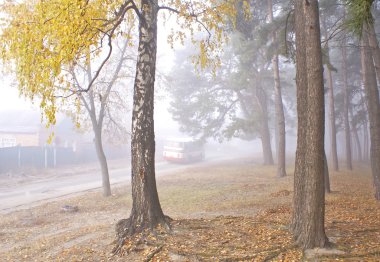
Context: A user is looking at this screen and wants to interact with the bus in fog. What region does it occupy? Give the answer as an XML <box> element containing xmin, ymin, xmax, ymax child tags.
<box><xmin>163</xmin><ymin>138</ymin><xmax>204</xmax><ymax>163</ymax></box>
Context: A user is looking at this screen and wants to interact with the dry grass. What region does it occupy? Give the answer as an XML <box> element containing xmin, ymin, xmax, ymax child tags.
<box><xmin>0</xmin><ymin>159</ymin><xmax>379</xmax><ymax>261</ymax></box>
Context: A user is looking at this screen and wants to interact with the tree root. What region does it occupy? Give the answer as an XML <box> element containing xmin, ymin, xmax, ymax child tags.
<box><xmin>112</xmin><ymin>216</ymin><xmax>172</xmax><ymax>255</ymax></box>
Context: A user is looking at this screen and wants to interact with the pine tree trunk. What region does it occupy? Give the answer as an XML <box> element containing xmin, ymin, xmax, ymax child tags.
<box><xmin>114</xmin><ymin>0</ymin><xmax>169</xmax><ymax>248</ymax></box>
<box><xmin>326</xmin><ymin>62</ymin><xmax>339</xmax><ymax>171</ymax></box>
<box><xmin>324</xmin><ymin>151</ymin><xmax>331</xmax><ymax>193</ymax></box>
<box><xmin>291</xmin><ymin>0</ymin><xmax>308</xmax><ymax>239</ymax></box>
<box><xmin>256</xmin><ymin>87</ymin><xmax>274</xmax><ymax>165</ymax></box>
<box><xmin>363</xmin><ymin>121</ymin><xmax>370</xmax><ymax>162</ymax></box>
<box><xmin>349</xmin><ymin>107</ymin><xmax>363</xmax><ymax>162</ymax></box>
<box><xmin>94</xmin><ymin>127</ymin><xmax>111</xmax><ymax>197</ymax></box>
<box><xmin>292</xmin><ymin>0</ymin><xmax>328</xmax><ymax>249</ymax></box>
<box><xmin>360</xmin><ymin>28</ymin><xmax>380</xmax><ymax>200</ymax></box>
<box><xmin>268</xmin><ymin>0</ymin><xmax>286</xmax><ymax>177</ymax></box>
<box><xmin>322</xmin><ymin>17</ymin><xmax>339</xmax><ymax>172</ymax></box>
<box><xmin>341</xmin><ymin>42</ymin><xmax>353</xmax><ymax>170</ymax></box>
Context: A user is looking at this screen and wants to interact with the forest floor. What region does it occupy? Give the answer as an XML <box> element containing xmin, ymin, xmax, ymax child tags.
<box><xmin>0</xmin><ymin>158</ymin><xmax>379</xmax><ymax>261</ymax></box>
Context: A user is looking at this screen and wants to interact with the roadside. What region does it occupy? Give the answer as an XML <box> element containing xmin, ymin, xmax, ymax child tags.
<box><xmin>0</xmin><ymin>153</ymin><xmax>257</xmax><ymax>213</ymax></box>
<box><xmin>0</xmin><ymin>160</ymin><xmax>379</xmax><ymax>261</ymax></box>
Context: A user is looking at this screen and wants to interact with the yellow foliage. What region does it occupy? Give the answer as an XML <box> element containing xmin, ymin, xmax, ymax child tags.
<box><xmin>162</xmin><ymin>0</ymin><xmax>241</xmax><ymax>72</ymax></box>
<box><xmin>0</xmin><ymin>0</ymin><xmax>124</xmax><ymax>125</ymax></box>
<box><xmin>0</xmin><ymin>0</ymin><xmax>247</xmax><ymax>126</ymax></box>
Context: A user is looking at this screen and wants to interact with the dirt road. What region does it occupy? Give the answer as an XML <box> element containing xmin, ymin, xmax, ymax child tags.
<box><xmin>0</xmin><ymin>153</ymin><xmax>245</xmax><ymax>213</ymax></box>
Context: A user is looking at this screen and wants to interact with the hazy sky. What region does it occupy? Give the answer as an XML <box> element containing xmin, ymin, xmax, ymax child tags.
<box><xmin>0</xmin><ymin>78</ymin><xmax>35</xmax><ymax>111</ymax></box>
<box><xmin>0</xmin><ymin>16</ymin><xmax>181</xmax><ymax>113</ymax></box>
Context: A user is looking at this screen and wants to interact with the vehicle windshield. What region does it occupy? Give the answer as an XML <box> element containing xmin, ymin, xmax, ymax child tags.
<box><xmin>164</xmin><ymin>141</ymin><xmax>184</xmax><ymax>149</ymax></box>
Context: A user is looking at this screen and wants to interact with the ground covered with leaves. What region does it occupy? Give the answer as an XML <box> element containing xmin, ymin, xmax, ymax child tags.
<box><xmin>0</xmin><ymin>159</ymin><xmax>379</xmax><ymax>261</ymax></box>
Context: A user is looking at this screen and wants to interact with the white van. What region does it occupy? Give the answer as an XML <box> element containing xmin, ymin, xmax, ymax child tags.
<box><xmin>163</xmin><ymin>138</ymin><xmax>204</xmax><ymax>163</ymax></box>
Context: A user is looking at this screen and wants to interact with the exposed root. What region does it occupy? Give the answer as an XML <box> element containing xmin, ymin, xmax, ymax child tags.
<box><xmin>112</xmin><ymin>216</ymin><xmax>172</xmax><ymax>255</ymax></box>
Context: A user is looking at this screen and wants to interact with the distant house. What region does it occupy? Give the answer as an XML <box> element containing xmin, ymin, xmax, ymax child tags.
<box><xmin>0</xmin><ymin>110</ymin><xmax>84</xmax><ymax>149</ymax></box>
<box><xmin>0</xmin><ymin>126</ymin><xmax>40</xmax><ymax>148</ymax></box>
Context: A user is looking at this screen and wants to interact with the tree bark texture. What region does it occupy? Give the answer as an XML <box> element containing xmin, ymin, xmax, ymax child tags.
<box><xmin>115</xmin><ymin>0</ymin><xmax>169</xmax><ymax>244</ymax></box>
<box><xmin>256</xmin><ymin>87</ymin><xmax>274</xmax><ymax>165</ymax></box>
<box><xmin>341</xmin><ymin>42</ymin><xmax>353</xmax><ymax>170</ymax></box>
<box><xmin>291</xmin><ymin>0</ymin><xmax>307</xmax><ymax>241</ymax></box>
<box><xmin>268</xmin><ymin>0</ymin><xmax>287</xmax><ymax>177</ymax></box>
<box><xmin>360</xmin><ymin>27</ymin><xmax>380</xmax><ymax>200</ymax></box>
<box><xmin>291</xmin><ymin>0</ymin><xmax>328</xmax><ymax>249</ymax></box>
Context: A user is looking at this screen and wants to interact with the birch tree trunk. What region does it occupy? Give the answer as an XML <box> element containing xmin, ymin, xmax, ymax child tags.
<box><xmin>115</xmin><ymin>0</ymin><xmax>169</xmax><ymax>248</ymax></box>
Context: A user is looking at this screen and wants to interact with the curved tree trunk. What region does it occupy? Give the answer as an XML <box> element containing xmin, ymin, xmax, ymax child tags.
<box><xmin>114</xmin><ymin>0</ymin><xmax>169</xmax><ymax>249</ymax></box>
<box><xmin>292</xmin><ymin>0</ymin><xmax>328</xmax><ymax>249</ymax></box>
<box><xmin>268</xmin><ymin>0</ymin><xmax>286</xmax><ymax>177</ymax></box>
<box><xmin>341</xmin><ymin>41</ymin><xmax>353</xmax><ymax>170</ymax></box>
<box><xmin>360</xmin><ymin>28</ymin><xmax>380</xmax><ymax>200</ymax></box>
<box><xmin>93</xmin><ymin>126</ymin><xmax>111</xmax><ymax>197</ymax></box>
<box><xmin>256</xmin><ymin>87</ymin><xmax>274</xmax><ymax>165</ymax></box>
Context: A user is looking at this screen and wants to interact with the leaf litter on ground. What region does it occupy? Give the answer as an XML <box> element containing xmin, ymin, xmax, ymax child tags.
<box><xmin>0</xmin><ymin>159</ymin><xmax>379</xmax><ymax>261</ymax></box>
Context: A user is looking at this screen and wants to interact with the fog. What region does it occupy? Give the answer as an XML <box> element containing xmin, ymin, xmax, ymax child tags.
<box><xmin>0</xmin><ymin>0</ymin><xmax>374</xmax><ymax>218</ymax></box>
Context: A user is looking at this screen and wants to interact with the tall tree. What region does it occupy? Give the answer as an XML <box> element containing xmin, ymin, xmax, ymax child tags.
<box><xmin>268</xmin><ymin>0</ymin><xmax>287</xmax><ymax>176</ymax></box>
<box><xmin>0</xmin><ymin>0</ymin><xmax>244</xmax><ymax>247</ymax></box>
<box><xmin>114</xmin><ymin>0</ymin><xmax>169</xmax><ymax>244</ymax></box>
<box><xmin>321</xmin><ymin>22</ymin><xmax>339</xmax><ymax>171</ymax></box>
<box><xmin>255</xmin><ymin>83</ymin><xmax>275</xmax><ymax>165</ymax></box>
<box><xmin>292</xmin><ymin>0</ymin><xmax>329</xmax><ymax>248</ymax></box>
<box><xmin>341</xmin><ymin>37</ymin><xmax>353</xmax><ymax>170</ymax></box>
<box><xmin>360</xmin><ymin>26</ymin><xmax>380</xmax><ymax>200</ymax></box>
<box><xmin>68</xmin><ymin>40</ymin><xmax>131</xmax><ymax>197</ymax></box>
<box><xmin>346</xmin><ymin>0</ymin><xmax>380</xmax><ymax>199</ymax></box>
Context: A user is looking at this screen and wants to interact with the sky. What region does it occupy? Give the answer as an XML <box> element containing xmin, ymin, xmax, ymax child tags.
<box><xmin>0</xmin><ymin>77</ymin><xmax>35</xmax><ymax>111</ymax></box>
<box><xmin>0</xmin><ymin>14</ymin><xmax>181</xmax><ymax>111</ymax></box>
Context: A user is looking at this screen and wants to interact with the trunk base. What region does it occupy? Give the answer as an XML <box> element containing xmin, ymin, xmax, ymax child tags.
<box><xmin>113</xmin><ymin>215</ymin><xmax>172</xmax><ymax>255</ymax></box>
<box><xmin>277</xmin><ymin>167</ymin><xmax>287</xmax><ymax>178</ymax></box>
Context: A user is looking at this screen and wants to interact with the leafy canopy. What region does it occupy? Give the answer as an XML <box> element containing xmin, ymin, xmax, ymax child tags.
<box><xmin>0</xmin><ymin>0</ymin><xmax>247</xmax><ymax>127</ymax></box>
